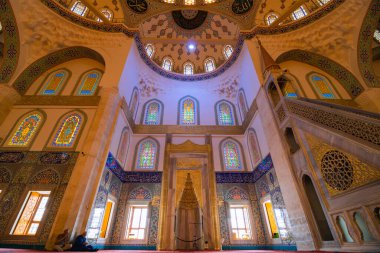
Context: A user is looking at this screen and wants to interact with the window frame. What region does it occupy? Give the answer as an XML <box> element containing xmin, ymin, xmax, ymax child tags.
<box><xmin>37</xmin><ymin>68</ymin><xmax>71</xmax><ymax>96</ymax></box>
<box><xmin>215</xmin><ymin>100</ymin><xmax>236</xmax><ymax>126</ymax></box>
<box><xmin>70</xmin><ymin>1</ymin><xmax>88</xmax><ymax>17</ymax></box>
<box><xmin>122</xmin><ymin>200</ymin><xmax>151</xmax><ymax>244</ymax></box>
<box><xmin>265</xmin><ymin>12</ymin><xmax>279</xmax><ymax>26</ymax></box>
<box><xmin>183</xmin><ymin>61</ymin><xmax>194</xmax><ymax>75</ymax></box>
<box><xmin>223</xmin><ymin>45</ymin><xmax>234</xmax><ymax>60</ymax></box>
<box><xmin>141</xmin><ymin>99</ymin><xmax>164</xmax><ymax>125</ymax></box>
<box><xmin>204</xmin><ymin>57</ymin><xmax>216</xmax><ymax>72</ymax></box>
<box><xmin>219</xmin><ymin>138</ymin><xmax>245</xmax><ymax>171</ymax></box>
<box><xmin>162</xmin><ymin>57</ymin><xmax>173</xmax><ymax>72</ymax></box>
<box><xmin>10</xmin><ymin>190</ymin><xmax>52</xmax><ymax>237</ymax></box>
<box><xmin>73</xmin><ymin>69</ymin><xmax>102</xmax><ymax>96</ymax></box>
<box><xmin>133</xmin><ymin>137</ymin><xmax>160</xmax><ymax>171</ymax></box>
<box><xmin>145</xmin><ymin>44</ymin><xmax>155</xmax><ymax>58</ymax></box>
<box><xmin>307</xmin><ymin>72</ymin><xmax>340</xmax><ymax>99</ymax></box>
<box><xmin>96</xmin><ymin>8</ymin><xmax>113</xmax><ymax>22</ymax></box>
<box><xmin>291</xmin><ymin>5</ymin><xmax>308</xmax><ymax>20</ymax></box>
<box><xmin>226</xmin><ymin>200</ymin><xmax>254</xmax><ymax>244</ymax></box>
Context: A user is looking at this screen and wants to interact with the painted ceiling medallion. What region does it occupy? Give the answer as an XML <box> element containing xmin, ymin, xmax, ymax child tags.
<box><xmin>126</xmin><ymin>0</ymin><xmax>148</xmax><ymax>13</ymax></box>
<box><xmin>172</xmin><ymin>10</ymin><xmax>208</xmax><ymax>30</ymax></box>
<box><xmin>232</xmin><ymin>0</ymin><xmax>253</xmax><ymax>14</ymax></box>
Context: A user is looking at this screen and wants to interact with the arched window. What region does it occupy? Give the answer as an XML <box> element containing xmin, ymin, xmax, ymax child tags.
<box><xmin>75</xmin><ymin>70</ymin><xmax>102</xmax><ymax>96</ymax></box>
<box><xmin>6</xmin><ymin>111</ymin><xmax>44</xmax><ymax>147</ymax></box>
<box><xmin>71</xmin><ymin>1</ymin><xmax>88</xmax><ymax>16</ymax></box>
<box><xmin>178</xmin><ymin>96</ymin><xmax>199</xmax><ymax>125</ymax></box>
<box><xmin>215</xmin><ymin>100</ymin><xmax>235</xmax><ymax>126</ymax></box>
<box><xmin>221</xmin><ymin>138</ymin><xmax>244</xmax><ymax>171</ymax></box>
<box><xmin>116</xmin><ymin>127</ymin><xmax>129</xmax><ymax>166</ymax></box>
<box><xmin>278</xmin><ymin>77</ymin><xmax>297</xmax><ymax>98</ymax></box>
<box><xmin>265</xmin><ymin>13</ymin><xmax>278</xmax><ymax>25</ymax></box>
<box><xmin>135</xmin><ymin>138</ymin><xmax>159</xmax><ymax>170</ymax></box>
<box><xmin>162</xmin><ymin>57</ymin><xmax>173</xmax><ymax>71</ymax></box>
<box><xmin>183</xmin><ymin>62</ymin><xmax>194</xmax><ymax>75</ymax></box>
<box><xmin>142</xmin><ymin>100</ymin><xmax>163</xmax><ymax>125</ymax></box>
<box><xmin>223</xmin><ymin>45</ymin><xmax>234</xmax><ymax>59</ymax></box>
<box><xmin>317</xmin><ymin>0</ymin><xmax>330</xmax><ymax>5</ymax></box>
<box><xmin>38</xmin><ymin>69</ymin><xmax>69</xmax><ymax>95</ymax></box>
<box><xmin>336</xmin><ymin>216</ymin><xmax>354</xmax><ymax>242</ymax></box>
<box><xmin>247</xmin><ymin>129</ymin><xmax>261</xmax><ymax>166</ymax></box>
<box><xmin>51</xmin><ymin>112</ymin><xmax>84</xmax><ymax>148</ymax></box>
<box><xmin>374</xmin><ymin>30</ymin><xmax>380</xmax><ymax>43</ymax></box>
<box><xmin>238</xmin><ymin>89</ymin><xmax>248</xmax><ymax>119</ymax></box>
<box><xmin>204</xmin><ymin>57</ymin><xmax>216</xmax><ymax>72</ymax></box>
<box><xmin>309</xmin><ymin>73</ymin><xmax>336</xmax><ymax>99</ymax></box>
<box><xmin>129</xmin><ymin>87</ymin><xmax>139</xmax><ymax>119</ymax></box>
<box><xmin>353</xmin><ymin>212</ymin><xmax>374</xmax><ymax>242</ymax></box>
<box><xmin>292</xmin><ymin>6</ymin><xmax>307</xmax><ymax>20</ymax></box>
<box><xmin>184</xmin><ymin>0</ymin><xmax>195</xmax><ymax>5</ymax></box>
<box><xmin>145</xmin><ymin>44</ymin><xmax>154</xmax><ymax>58</ymax></box>
<box><xmin>97</xmin><ymin>8</ymin><xmax>113</xmax><ymax>22</ymax></box>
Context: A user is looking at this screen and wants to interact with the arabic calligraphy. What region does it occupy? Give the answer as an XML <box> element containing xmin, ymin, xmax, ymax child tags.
<box><xmin>127</xmin><ymin>0</ymin><xmax>148</xmax><ymax>13</ymax></box>
<box><xmin>231</xmin><ymin>0</ymin><xmax>253</xmax><ymax>15</ymax></box>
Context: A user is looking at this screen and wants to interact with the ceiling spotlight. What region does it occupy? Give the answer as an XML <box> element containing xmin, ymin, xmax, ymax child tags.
<box><xmin>187</xmin><ymin>43</ymin><xmax>196</xmax><ymax>51</ymax></box>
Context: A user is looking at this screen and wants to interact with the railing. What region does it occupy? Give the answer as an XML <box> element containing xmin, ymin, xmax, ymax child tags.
<box><xmin>279</xmin><ymin>98</ymin><xmax>380</xmax><ymax>146</ymax></box>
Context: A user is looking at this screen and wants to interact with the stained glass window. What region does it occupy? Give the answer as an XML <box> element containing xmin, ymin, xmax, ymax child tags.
<box><xmin>135</xmin><ymin>139</ymin><xmax>158</xmax><ymax>170</ymax></box>
<box><xmin>179</xmin><ymin>96</ymin><xmax>198</xmax><ymax>125</ymax></box>
<box><xmin>116</xmin><ymin>127</ymin><xmax>129</xmax><ymax>166</ymax></box>
<box><xmin>204</xmin><ymin>58</ymin><xmax>215</xmax><ymax>72</ymax></box>
<box><xmin>71</xmin><ymin>1</ymin><xmax>88</xmax><ymax>16</ymax></box>
<box><xmin>292</xmin><ymin>6</ymin><xmax>307</xmax><ymax>20</ymax></box>
<box><xmin>310</xmin><ymin>74</ymin><xmax>335</xmax><ymax>98</ymax></box>
<box><xmin>184</xmin><ymin>0</ymin><xmax>195</xmax><ymax>5</ymax></box>
<box><xmin>266</xmin><ymin>13</ymin><xmax>278</xmax><ymax>25</ymax></box>
<box><xmin>143</xmin><ymin>100</ymin><xmax>162</xmax><ymax>125</ymax></box>
<box><xmin>216</xmin><ymin>101</ymin><xmax>235</xmax><ymax>126</ymax></box>
<box><xmin>8</xmin><ymin>112</ymin><xmax>43</xmax><ymax>147</ymax></box>
<box><xmin>374</xmin><ymin>30</ymin><xmax>380</xmax><ymax>43</ymax></box>
<box><xmin>52</xmin><ymin>113</ymin><xmax>83</xmax><ymax>147</ymax></box>
<box><xmin>238</xmin><ymin>90</ymin><xmax>248</xmax><ymax>118</ymax></box>
<box><xmin>39</xmin><ymin>70</ymin><xmax>69</xmax><ymax>95</ymax></box>
<box><xmin>317</xmin><ymin>0</ymin><xmax>330</xmax><ymax>5</ymax></box>
<box><xmin>281</xmin><ymin>82</ymin><xmax>297</xmax><ymax>98</ymax></box>
<box><xmin>222</xmin><ymin>139</ymin><xmax>243</xmax><ymax>170</ymax></box>
<box><xmin>145</xmin><ymin>44</ymin><xmax>154</xmax><ymax>58</ymax></box>
<box><xmin>13</xmin><ymin>191</ymin><xmax>50</xmax><ymax>235</ymax></box>
<box><xmin>248</xmin><ymin>129</ymin><xmax>261</xmax><ymax>166</ymax></box>
<box><xmin>162</xmin><ymin>57</ymin><xmax>173</xmax><ymax>71</ymax></box>
<box><xmin>183</xmin><ymin>62</ymin><xmax>194</xmax><ymax>75</ymax></box>
<box><xmin>97</xmin><ymin>8</ymin><xmax>113</xmax><ymax>22</ymax></box>
<box><xmin>224</xmin><ymin>45</ymin><xmax>234</xmax><ymax>59</ymax></box>
<box><xmin>130</xmin><ymin>88</ymin><xmax>139</xmax><ymax>118</ymax></box>
<box><xmin>76</xmin><ymin>70</ymin><xmax>102</xmax><ymax>96</ymax></box>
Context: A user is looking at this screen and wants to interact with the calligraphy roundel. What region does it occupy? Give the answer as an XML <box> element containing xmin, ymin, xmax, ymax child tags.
<box><xmin>232</xmin><ymin>0</ymin><xmax>253</xmax><ymax>15</ymax></box>
<box><xmin>126</xmin><ymin>0</ymin><xmax>148</xmax><ymax>14</ymax></box>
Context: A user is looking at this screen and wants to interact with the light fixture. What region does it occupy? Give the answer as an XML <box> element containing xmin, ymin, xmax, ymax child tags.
<box><xmin>187</xmin><ymin>42</ymin><xmax>196</xmax><ymax>52</ymax></box>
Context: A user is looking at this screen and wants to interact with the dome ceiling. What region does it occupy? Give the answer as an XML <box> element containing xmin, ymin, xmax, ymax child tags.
<box><xmin>138</xmin><ymin>11</ymin><xmax>241</xmax><ymax>76</ymax></box>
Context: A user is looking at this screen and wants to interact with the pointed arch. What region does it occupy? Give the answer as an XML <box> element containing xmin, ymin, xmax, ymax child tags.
<box><xmin>133</xmin><ymin>137</ymin><xmax>159</xmax><ymax>171</ymax></box>
<box><xmin>47</xmin><ymin>110</ymin><xmax>86</xmax><ymax>149</ymax></box>
<box><xmin>183</xmin><ymin>61</ymin><xmax>194</xmax><ymax>75</ymax></box>
<box><xmin>277</xmin><ymin>76</ymin><xmax>298</xmax><ymax>98</ymax></box>
<box><xmin>71</xmin><ymin>1</ymin><xmax>88</xmax><ymax>16</ymax></box>
<box><xmin>128</xmin><ymin>186</ymin><xmax>152</xmax><ymax>200</ymax></box>
<box><xmin>0</xmin><ymin>0</ymin><xmax>20</xmax><ymax>83</ymax></box>
<box><xmin>74</xmin><ymin>69</ymin><xmax>102</xmax><ymax>96</ymax></box>
<box><xmin>162</xmin><ymin>57</ymin><xmax>173</xmax><ymax>71</ymax></box>
<box><xmin>215</xmin><ymin>100</ymin><xmax>236</xmax><ymax>126</ymax></box>
<box><xmin>129</xmin><ymin>87</ymin><xmax>139</xmax><ymax>119</ymax></box>
<box><xmin>145</xmin><ymin>44</ymin><xmax>155</xmax><ymax>58</ymax></box>
<box><xmin>116</xmin><ymin>127</ymin><xmax>129</xmax><ymax>166</ymax></box>
<box><xmin>225</xmin><ymin>186</ymin><xmax>249</xmax><ymax>200</ymax></box>
<box><xmin>276</xmin><ymin>49</ymin><xmax>363</xmax><ymax>98</ymax></box>
<box><xmin>247</xmin><ymin>128</ymin><xmax>261</xmax><ymax>167</ymax></box>
<box><xmin>265</xmin><ymin>12</ymin><xmax>278</xmax><ymax>25</ymax></box>
<box><xmin>204</xmin><ymin>57</ymin><xmax>216</xmax><ymax>72</ymax></box>
<box><xmin>178</xmin><ymin>96</ymin><xmax>199</xmax><ymax>125</ymax></box>
<box><xmin>97</xmin><ymin>8</ymin><xmax>113</xmax><ymax>22</ymax></box>
<box><xmin>237</xmin><ymin>89</ymin><xmax>249</xmax><ymax>120</ymax></box>
<box><xmin>37</xmin><ymin>68</ymin><xmax>71</xmax><ymax>95</ymax></box>
<box><xmin>223</xmin><ymin>45</ymin><xmax>234</xmax><ymax>59</ymax></box>
<box><xmin>307</xmin><ymin>72</ymin><xmax>340</xmax><ymax>99</ymax></box>
<box><xmin>141</xmin><ymin>99</ymin><xmax>164</xmax><ymax>125</ymax></box>
<box><xmin>220</xmin><ymin>138</ymin><xmax>245</xmax><ymax>171</ymax></box>
<box><xmin>12</xmin><ymin>47</ymin><xmax>105</xmax><ymax>95</ymax></box>
<box><xmin>4</xmin><ymin>110</ymin><xmax>45</xmax><ymax>148</ymax></box>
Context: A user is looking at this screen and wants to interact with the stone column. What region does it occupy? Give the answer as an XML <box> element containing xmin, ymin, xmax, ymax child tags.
<box><xmin>256</xmin><ymin>87</ymin><xmax>316</xmax><ymax>250</ymax></box>
<box><xmin>0</xmin><ymin>84</ymin><xmax>21</xmax><ymax>126</ymax></box>
<box><xmin>46</xmin><ymin>87</ymin><xmax>121</xmax><ymax>249</ymax></box>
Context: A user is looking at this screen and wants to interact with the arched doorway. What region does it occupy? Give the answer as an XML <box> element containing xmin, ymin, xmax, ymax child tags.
<box><xmin>302</xmin><ymin>175</ymin><xmax>334</xmax><ymax>241</ymax></box>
